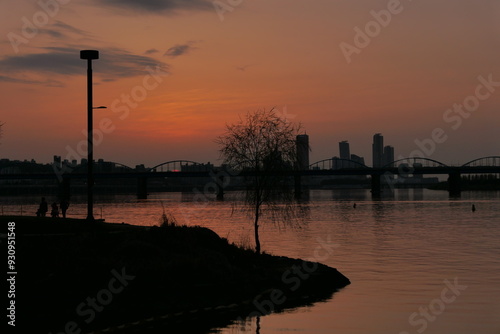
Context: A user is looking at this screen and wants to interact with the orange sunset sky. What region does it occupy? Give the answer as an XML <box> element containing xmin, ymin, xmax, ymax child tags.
<box><xmin>1</xmin><ymin>0</ymin><xmax>500</xmax><ymax>167</ymax></box>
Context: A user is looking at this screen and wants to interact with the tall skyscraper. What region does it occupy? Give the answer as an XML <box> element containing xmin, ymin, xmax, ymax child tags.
<box><xmin>296</xmin><ymin>134</ymin><xmax>309</xmax><ymax>170</ymax></box>
<box><xmin>383</xmin><ymin>145</ymin><xmax>394</xmax><ymax>167</ymax></box>
<box><xmin>339</xmin><ymin>141</ymin><xmax>350</xmax><ymax>160</ymax></box>
<box><xmin>372</xmin><ymin>133</ymin><xmax>384</xmax><ymax>167</ymax></box>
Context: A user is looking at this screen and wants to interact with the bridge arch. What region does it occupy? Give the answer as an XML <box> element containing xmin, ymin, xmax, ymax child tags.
<box><xmin>148</xmin><ymin>160</ymin><xmax>209</xmax><ymax>172</ymax></box>
<box><xmin>64</xmin><ymin>160</ymin><xmax>135</xmax><ymax>173</ymax></box>
<box><xmin>461</xmin><ymin>156</ymin><xmax>500</xmax><ymax>167</ymax></box>
<box><xmin>309</xmin><ymin>158</ymin><xmax>369</xmax><ymax>170</ymax></box>
<box><xmin>383</xmin><ymin>157</ymin><xmax>449</xmax><ymax>168</ymax></box>
<box><xmin>108</xmin><ymin>162</ymin><xmax>134</xmax><ymax>170</ymax></box>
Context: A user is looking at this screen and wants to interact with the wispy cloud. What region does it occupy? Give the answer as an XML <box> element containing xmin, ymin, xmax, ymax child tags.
<box><xmin>54</xmin><ymin>21</ymin><xmax>85</xmax><ymax>33</ymax></box>
<box><xmin>0</xmin><ymin>47</ymin><xmax>170</xmax><ymax>85</ymax></box>
<box><xmin>164</xmin><ymin>41</ymin><xmax>199</xmax><ymax>58</ymax></box>
<box><xmin>27</xmin><ymin>21</ymin><xmax>94</xmax><ymax>45</ymax></box>
<box><xmin>145</xmin><ymin>48</ymin><xmax>159</xmax><ymax>55</ymax></box>
<box><xmin>94</xmin><ymin>0</ymin><xmax>213</xmax><ymax>14</ymax></box>
<box><xmin>0</xmin><ymin>75</ymin><xmax>64</xmax><ymax>87</ymax></box>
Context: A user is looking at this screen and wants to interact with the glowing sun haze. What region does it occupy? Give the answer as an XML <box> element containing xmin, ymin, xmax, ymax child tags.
<box><xmin>1</xmin><ymin>0</ymin><xmax>499</xmax><ymax>167</ymax></box>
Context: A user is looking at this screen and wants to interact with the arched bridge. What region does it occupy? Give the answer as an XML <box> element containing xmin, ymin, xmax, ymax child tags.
<box><xmin>307</xmin><ymin>156</ymin><xmax>500</xmax><ymax>195</ymax></box>
<box><xmin>309</xmin><ymin>156</ymin><xmax>500</xmax><ymax>170</ymax></box>
<box><xmin>310</xmin><ymin>158</ymin><xmax>369</xmax><ymax>170</ymax></box>
<box><xmin>148</xmin><ymin>160</ymin><xmax>212</xmax><ymax>172</ymax></box>
<box><xmin>70</xmin><ymin>161</ymin><xmax>135</xmax><ymax>173</ymax></box>
<box><xmin>382</xmin><ymin>157</ymin><xmax>449</xmax><ymax>168</ymax></box>
<box><xmin>108</xmin><ymin>162</ymin><xmax>135</xmax><ymax>170</ymax></box>
<box><xmin>461</xmin><ymin>156</ymin><xmax>500</xmax><ymax>167</ymax></box>
<box><xmin>308</xmin><ymin>157</ymin><xmax>452</xmax><ymax>176</ymax></box>
<box><xmin>1</xmin><ymin>156</ymin><xmax>499</xmax><ymax>199</ymax></box>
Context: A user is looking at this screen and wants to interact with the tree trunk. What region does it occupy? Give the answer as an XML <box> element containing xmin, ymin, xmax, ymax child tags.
<box><xmin>254</xmin><ymin>205</ymin><xmax>261</xmax><ymax>254</ymax></box>
<box><xmin>254</xmin><ymin>168</ymin><xmax>262</xmax><ymax>254</ymax></box>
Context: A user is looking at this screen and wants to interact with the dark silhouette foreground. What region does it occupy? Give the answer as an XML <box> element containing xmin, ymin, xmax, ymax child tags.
<box><xmin>3</xmin><ymin>216</ymin><xmax>349</xmax><ymax>333</ymax></box>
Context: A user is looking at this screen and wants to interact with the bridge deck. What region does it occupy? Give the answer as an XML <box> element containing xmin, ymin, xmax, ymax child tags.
<box><xmin>1</xmin><ymin>166</ymin><xmax>499</xmax><ymax>180</ymax></box>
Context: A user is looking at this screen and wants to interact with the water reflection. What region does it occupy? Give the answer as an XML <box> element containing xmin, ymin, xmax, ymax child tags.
<box><xmin>297</xmin><ymin>188</ymin><xmax>311</xmax><ymax>202</ymax></box>
<box><xmin>398</xmin><ymin>188</ymin><xmax>410</xmax><ymax>201</ymax></box>
<box><xmin>329</xmin><ymin>188</ymin><xmax>368</xmax><ymax>201</ymax></box>
<box><xmin>371</xmin><ymin>200</ymin><xmax>387</xmax><ymax>223</ymax></box>
<box><xmin>2</xmin><ymin>190</ymin><xmax>500</xmax><ymax>334</ymax></box>
<box><xmin>413</xmin><ymin>188</ymin><xmax>423</xmax><ymax>201</ymax></box>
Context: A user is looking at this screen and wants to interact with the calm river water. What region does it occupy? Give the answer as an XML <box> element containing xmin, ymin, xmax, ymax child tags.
<box><xmin>2</xmin><ymin>189</ymin><xmax>499</xmax><ymax>333</ymax></box>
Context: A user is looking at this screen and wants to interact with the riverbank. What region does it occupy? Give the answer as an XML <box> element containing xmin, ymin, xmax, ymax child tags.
<box><xmin>1</xmin><ymin>215</ymin><xmax>350</xmax><ymax>333</ymax></box>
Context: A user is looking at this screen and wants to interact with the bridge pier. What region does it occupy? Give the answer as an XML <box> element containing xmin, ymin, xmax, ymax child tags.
<box><xmin>448</xmin><ymin>171</ymin><xmax>461</xmax><ymax>197</ymax></box>
<box><xmin>294</xmin><ymin>173</ymin><xmax>302</xmax><ymax>199</ymax></box>
<box><xmin>371</xmin><ymin>174</ymin><xmax>381</xmax><ymax>196</ymax></box>
<box><xmin>137</xmin><ymin>176</ymin><xmax>148</xmax><ymax>199</ymax></box>
<box><xmin>216</xmin><ymin>175</ymin><xmax>224</xmax><ymax>200</ymax></box>
<box><xmin>59</xmin><ymin>176</ymin><xmax>71</xmax><ymax>200</ymax></box>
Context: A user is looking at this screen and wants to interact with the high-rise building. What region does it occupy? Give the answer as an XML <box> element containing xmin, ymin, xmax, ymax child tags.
<box><xmin>296</xmin><ymin>134</ymin><xmax>309</xmax><ymax>170</ymax></box>
<box><xmin>339</xmin><ymin>141</ymin><xmax>350</xmax><ymax>160</ymax></box>
<box><xmin>383</xmin><ymin>145</ymin><xmax>394</xmax><ymax>167</ymax></box>
<box><xmin>350</xmin><ymin>154</ymin><xmax>365</xmax><ymax>166</ymax></box>
<box><xmin>53</xmin><ymin>155</ymin><xmax>61</xmax><ymax>169</ymax></box>
<box><xmin>372</xmin><ymin>133</ymin><xmax>384</xmax><ymax>167</ymax></box>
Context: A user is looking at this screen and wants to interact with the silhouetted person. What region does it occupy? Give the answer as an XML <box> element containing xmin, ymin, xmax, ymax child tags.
<box><xmin>37</xmin><ymin>197</ymin><xmax>48</xmax><ymax>217</ymax></box>
<box><xmin>60</xmin><ymin>200</ymin><xmax>69</xmax><ymax>218</ymax></box>
<box><xmin>353</xmin><ymin>203</ymin><xmax>357</xmax><ymax>209</ymax></box>
<box><xmin>472</xmin><ymin>204</ymin><xmax>476</xmax><ymax>212</ymax></box>
<box><xmin>51</xmin><ymin>202</ymin><xmax>59</xmax><ymax>218</ymax></box>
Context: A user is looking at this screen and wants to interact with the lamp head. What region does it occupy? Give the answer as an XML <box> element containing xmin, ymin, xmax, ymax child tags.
<box><xmin>80</xmin><ymin>50</ymin><xmax>99</xmax><ymax>60</ymax></box>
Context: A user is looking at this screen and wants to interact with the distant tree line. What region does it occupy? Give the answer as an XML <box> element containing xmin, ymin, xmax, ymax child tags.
<box><xmin>461</xmin><ymin>174</ymin><xmax>500</xmax><ymax>181</ymax></box>
<box><xmin>460</xmin><ymin>174</ymin><xmax>500</xmax><ymax>190</ymax></box>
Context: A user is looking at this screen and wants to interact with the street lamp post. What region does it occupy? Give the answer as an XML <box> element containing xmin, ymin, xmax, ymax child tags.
<box><xmin>80</xmin><ymin>50</ymin><xmax>99</xmax><ymax>221</ymax></box>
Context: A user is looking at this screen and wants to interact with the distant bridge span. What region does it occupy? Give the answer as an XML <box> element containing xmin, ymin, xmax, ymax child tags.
<box><xmin>309</xmin><ymin>157</ymin><xmax>453</xmax><ymax>169</ymax></box>
<box><xmin>69</xmin><ymin>161</ymin><xmax>135</xmax><ymax>173</ymax></box>
<box><xmin>310</xmin><ymin>156</ymin><xmax>500</xmax><ymax>170</ymax></box>
<box><xmin>382</xmin><ymin>157</ymin><xmax>449</xmax><ymax>168</ymax></box>
<box><xmin>461</xmin><ymin>156</ymin><xmax>500</xmax><ymax>167</ymax></box>
<box><xmin>148</xmin><ymin>160</ymin><xmax>206</xmax><ymax>172</ymax></box>
<box><xmin>1</xmin><ymin>156</ymin><xmax>499</xmax><ymax>199</ymax></box>
<box><xmin>306</xmin><ymin>156</ymin><xmax>499</xmax><ymax>196</ymax></box>
<box><xmin>309</xmin><ymin>158</ymin><xmax>369</xmax><ymax>170</ymax></box>
<box><xmin>109</xmin><ymin>162</ymin><xmax>135</xmax><ymax>170</ymax></box>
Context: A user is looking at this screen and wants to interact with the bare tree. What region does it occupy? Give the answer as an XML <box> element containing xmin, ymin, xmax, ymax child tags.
<box><xmin>216</xmin><ymin>108</ymin><xmax>306</xmax><ymax>254</ymax></box>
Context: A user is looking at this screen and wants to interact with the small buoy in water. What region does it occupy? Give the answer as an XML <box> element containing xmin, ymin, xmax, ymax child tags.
<box><xmin>353</xmin><ymin>203</ymin><xmax>357</xmax><ymax>209</ymax></box>
<box><xmin>472</xmin><ymin>204</ymin><xmax>476</xmax><ymax>212</ymax></box>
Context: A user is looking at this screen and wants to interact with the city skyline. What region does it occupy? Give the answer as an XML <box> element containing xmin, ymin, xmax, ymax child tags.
<box><xmin>1</xmin><ymin>1</ymin><xmax>500</xmax><ymax>167</ymax></box>
<box><xmin>4</xmin><ymin>132</ymin><xmax>392</xmax><ymax>169</ymax></box>
<box><xmin>4</xmin><ymin>129</ymin><xmax>498</xmax><ymax>170</ymax></box>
